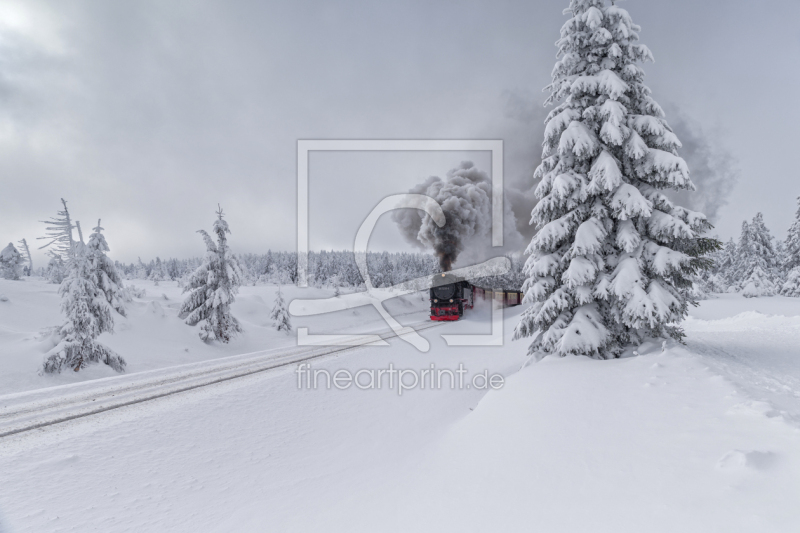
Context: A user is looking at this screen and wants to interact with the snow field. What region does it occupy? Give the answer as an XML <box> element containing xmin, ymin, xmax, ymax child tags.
<box><xmin>376</xmin><ymin>346</ymin><xmax>800</xmax><ymax>533</ymax></box>
<box><xmin>0</xmin><ymin>302</ymin><xmax>528</xmax><ymax>532</ymax></box>
<box><xmin>1</xmin><ymin>280</ymin><xmax>799</xmax><ymax>532</ymax></box>
<box><xmin>0</xmin><ymin>278</ymin><xmax>432</xmax><ymax>395</ymax></box>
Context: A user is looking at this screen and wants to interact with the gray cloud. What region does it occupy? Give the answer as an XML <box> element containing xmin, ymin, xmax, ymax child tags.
<box><xmin>0</xmin><ymin>0</ymin><xmax>798</xmax><ymax>265</ymax></box>
<box><xmin>662</xmin><ymin>105</ymin><xmax>740</xmax><ymax>226</ymax></box>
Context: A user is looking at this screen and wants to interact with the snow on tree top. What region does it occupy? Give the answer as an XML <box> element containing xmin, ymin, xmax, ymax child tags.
<box><xmin>1</xmin><ymin>243</ymin><xmax>20</xmax><ymax>261</ymax></box>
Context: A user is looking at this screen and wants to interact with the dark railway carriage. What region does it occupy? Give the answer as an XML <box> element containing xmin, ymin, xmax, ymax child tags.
<box><xmin>429</xmin><ymin>274</ymin><xmax>522</xmax><ymax>321</ymax></box>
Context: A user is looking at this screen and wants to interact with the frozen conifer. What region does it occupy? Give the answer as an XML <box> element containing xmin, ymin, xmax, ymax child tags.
<box><xmin>179</xmin><ymin>206</ymin><xmax>243</xmax><ymax>343</ymax></box>
<box><xmin>715</xmin><ymin>238</ymin><xmax>737</xmax><ymax>290</ymax></box>
<box><xmin>87</xmin><ymin>220</ymin><xmax>127</xmax><ymax>316</ymax></box>
<box><xmin>44</xmin><ymin>254</ymin><xmax>67</xmax><ymax>284</ymax></box>
<box><xmin>38</xmin><ymin>198</ymin><xmax>76</xmax><ymax>261</ymax></box>
<box><xmin>732</xmin><ymin>213</ymin><xmax>778</xmax><ymax>294</ymax></box>
<box><xmin>785</xmin><ymin>196</ymin><xmax>800</xmax><ymax>271</ymax></box>
<box><xmin>17</xmin><ymin>238</ymin><xmax>32</xmax><ymax>276</ymax></box>
<box><xmin>134</xmin><ymin>258</ymin><xmax>148</xmax><ymax>279</ymax></box>
<box><xmin>0</xmin><ymin>243</ymin><xmax>23</xmax><ymax>280</ymax></box>
<box><xmin>742</xmin><ymin>265</ymin><xmax>775</xmax><ymax>298</ymax></box>
<box><xmin>43</xmin><ymin>242</ymin><xmax>125</xmax><ymax>373</ymax></box>
<box><xmin>149</xmin><ymin>257</ymin><xmax>167</xmax><ymax>285</ymax></box>
<box><xmin>515</xmin><ymin>0</ymin><xmax>714</xmax><ymax>359</ymax></box>
<box><xmin>271</xmin><ymin>286</ymin><xmax>292</xmax><ymax>333</ymax></box>
<box><xmin>781</xmin><ymin>267</ymin><xmax>800</xmax><ymax>298</ymax></box>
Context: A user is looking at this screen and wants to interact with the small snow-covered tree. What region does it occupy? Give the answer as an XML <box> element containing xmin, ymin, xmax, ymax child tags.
<box><xmin>0</xmin><ymin>243</ymin><xmax>23</xmax><ymax>280</ymax></box>
<box><xmin>43</xmin><ymin>242</ymin><xmax>126</xmax><ymax>373</ymax></box>
<box><xmin>742</xmin><ymin>265</ymin><xmax>775</xmax><ymax>298</ymax></box>
<box><xmin>732</xmin><ymin>213</ymin><xmax>778</xmax><ymax>293</ymax></box>
<box><xmin>179</xmin><ymin>206</ymin><xmax>243</xmax><ymax>343</ymax></box>
<box><xmin>271</xmin><ymin>286</ymin><xmax>292</xmax><ymax>333</ymax></box>
<box><xmin>149</xmin><ymin>257</ymin><xmax>167</xmax><ymax>285</ymax></box>
<box><xmin>44</xmin><ymin>254</ymin><xmax>67</xmax><ymax>284</ymax></box>
<box><xmin>17</xmin><ymin>238</ymin><xmax>32</xmax><ymax>276</ymax></box>
<box><xmin>781</xmin><ymin>267</ymin><xmax>800</xmax><ymax>297</ymax></box>
<box><xmin>514</xmin><ymin>0</ymin><xmax>714</xmax><ymax>359</ymax></box>
<box><xmin>703</xmin><ymin>272</ymin><xmax>727</xmax><ymax>294</ymax></box>
<box><xmin>87</xmin><ymin>220</ymin><xmax>127</xmax><ymax>316</ymax></box>
<box><xmin>748</xmin><ymin>213</ymin><xmax>779</xmax><ymax>276</ymax></box>
<box><xmin>785</xmin><ymin>196</ymin><xmax>800</xmax><ymax>271</ymax></box>
<box><xmin>134</xmin><ymin>258</ymin><xmax>148</xmax><ymax>279</ymax></box>
<box><xmin>717</xmin><ymin>238</ymin><xmax>738</xmax><ymax>289</ymax></box>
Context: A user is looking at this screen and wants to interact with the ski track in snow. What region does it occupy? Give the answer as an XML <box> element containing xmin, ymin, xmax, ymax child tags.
<box><xmin>684</xmin><ymin>296</ymin><xmax>800</xmax><ymax>425</ymax></box>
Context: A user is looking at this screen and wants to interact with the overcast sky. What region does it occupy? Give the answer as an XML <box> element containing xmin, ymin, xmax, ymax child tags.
<box><xmin>1</xmin><ymin>0</ymin><xmax>799</xmax><ymax>264</ymax></box>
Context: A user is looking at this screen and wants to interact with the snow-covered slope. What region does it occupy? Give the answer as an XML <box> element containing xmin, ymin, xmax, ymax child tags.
<box><xmin>378</xmin><ymin>346</ymin><xmax>800</xmax><ymax>533</ymax></box>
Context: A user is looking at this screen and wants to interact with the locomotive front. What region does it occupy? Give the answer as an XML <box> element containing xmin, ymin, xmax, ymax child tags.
<box><xmin>430</xmin><ymin>273</ymin><xmax>473</xmax><ymax>321</ymax></box>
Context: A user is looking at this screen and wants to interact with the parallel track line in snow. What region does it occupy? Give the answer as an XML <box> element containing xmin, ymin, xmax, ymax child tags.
<box><xmin>0</xmin><ymin>321</ymin><xmax>441</xmax><ymax>439</ymax></box>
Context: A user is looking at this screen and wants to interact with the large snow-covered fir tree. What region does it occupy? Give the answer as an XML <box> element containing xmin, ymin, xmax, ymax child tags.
<box><xmin>515</xmin><ymin>0</ymin><xmax>714</xmax><ymax>359</ymax></box>
<box><xmin>87</xmin><ymin>220</ymin><xmax>128</xmax><ymax>316</ymax></box>
<box><xmin>43</xmin><ymin>241</ymin><xmax>126</xmax><ymax>373</ymax></box>
<box><xmin>271</xmin><ymin>286</ymin><xmax>292</xmax><ymax>333</ymax></box>
<box><xmin>180</xmin><ymin>206</ymin><xmax>243</xmax><ymax>343</ymax></box>
<box><xmin>0</xmin><ymin>243</ymin><xmax>23</xmax><ymax>280</ymax></box>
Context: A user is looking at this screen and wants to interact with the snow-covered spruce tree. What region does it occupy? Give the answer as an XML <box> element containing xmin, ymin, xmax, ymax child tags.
<box><xmin>747</xmin><ymin>213</ymin><xmax>779</xmax><ymax>278</ymax></box>
<box><xmin>17</xmin><ymin>238</ymin><xmax>32</xmax><ymax>276</ymax></box>
<box><xmin>732</xmin><ymin>213</ymin><xmax>778</xmax><ymax>293</ymax></box>
<box><xmin>38</xmin><ymin>198</ymin><xmax>76</xmax><ymax>261</ymax></box>
<box><xmin>87</xmin><ymin>220</ymin><xmax>128</xmax><ymax>316</ymax></box>
<box><xmin>179</xmin><ymin>207</ymin><xmax>243</xmax><ymax>343</ymax></box>
<box><xmin>784</xmin><ymin>196</ymin><xmax>800</xmax><ymax>271</ymax></box>
<box><xmin>134</xmin><ymin>258</ymin><xmax>148</xmax><ymax>280</ymax></box>
<box><xmin>44</xmin><ymin>254</ymin><xmax>67</xmax><ymax>284</ymax></box>
<box><xmin>43</xmin><ymin>242</ymin><xmax>126</xmax><ymax>373</ymax></box>
<box><xmin>271</xmin><ymin>286</ymin><xmax>292</xmax><ymax>333</ymax></box>
<box><xmin>0</xmin><ymin>243</ymin><xmax>23</xmax><ymax>280</ymax></box>
<box><xmin>781</xmin><ymin>267</ymin><xmax>800</xmax><ymax>297</ymax></box>
<box><xmin>742</xmin><ymin>265</ymin><xmax>775</xmax><ymax>298</ymax></box>
<box><xmin>149</xmin><ymin>257</ymin><xmax>166</xmax><ymax>285</ymax></box>
<box><xmin>515</xmin><ymin>0</ymin><xmax>715</xmax><ymax>359</ymax></box>
<box><xmin>717</xmin><ymin>238</ymin><xmax>738</xmax><ymax>290</ymax></box>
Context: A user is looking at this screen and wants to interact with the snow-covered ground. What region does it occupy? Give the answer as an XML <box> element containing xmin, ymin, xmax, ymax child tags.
<box><xmin>0</xmin><ymin>278</ymin><xmax>431</xmax><ymax>395</ymax></box>
<box><xmin>683</xmin><ymin>294</ymin><xmax>800</xmax><ymax>426</ymax></box>
<box><xmin>0</xmin><ymin>282</ymin><xmax>799</xmax><ymax>532</ymax></box>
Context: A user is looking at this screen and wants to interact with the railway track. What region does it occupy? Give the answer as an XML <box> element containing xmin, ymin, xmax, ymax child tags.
<box><xmin>0</xmin><ymin>321</ymin><xmax>441</xmax><ymax>439</ymax></box>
